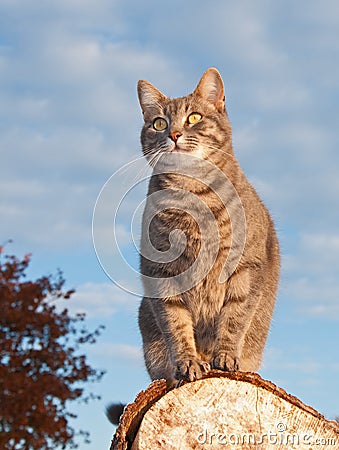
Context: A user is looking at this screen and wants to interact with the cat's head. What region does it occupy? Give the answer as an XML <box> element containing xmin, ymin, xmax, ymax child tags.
<box><xmin>137</xmin><ymin>68</ymin><xmax>233</xmax><ymax>167</ymax></box>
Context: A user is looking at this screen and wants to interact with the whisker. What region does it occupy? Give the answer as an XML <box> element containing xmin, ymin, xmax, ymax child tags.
<box><xmin>120</xmin><ymin>152</ymin><xmax>153</xmax><ymax>186</ymax></box>
<box><xmin>117</xmin><ymin>153</ymin><xmax>145</xmax><ymax>178</ymax></box>
<box><xmin>149</xmin><ymin>151</ymin><xmax>162</xmax><ymax>168</ymax></box>
<box><xmin>203</xmin><ymin>143</ymin><xmax>235</xmax><ymax>159</ymax></box>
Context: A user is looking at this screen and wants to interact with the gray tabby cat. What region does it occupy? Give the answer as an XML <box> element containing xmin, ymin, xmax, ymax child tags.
<box><xmin>137</xmin><ymin>68</ymin><xmax>280</xmax><ymax>387</ymax></box>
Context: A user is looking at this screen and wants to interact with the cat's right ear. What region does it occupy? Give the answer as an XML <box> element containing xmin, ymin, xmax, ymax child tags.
<box><xmin>137</xmin><ymin>80</ymin><xmax>166</xmax><ymax>115</ymax></box>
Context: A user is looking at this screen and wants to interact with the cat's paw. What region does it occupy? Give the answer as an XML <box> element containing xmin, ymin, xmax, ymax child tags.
<box><xmin>211</xmin><ymin>352</ymin><xmax>240</xmax><ymax>372</ymax></box>
<box><xmin>175</xmin><ymin>359</ymin><xmax>210</xmax><ymax>382</ymax></box>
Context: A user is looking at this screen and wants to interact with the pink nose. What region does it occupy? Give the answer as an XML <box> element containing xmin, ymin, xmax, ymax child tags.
<box><xmin>169</xmin><ymin>131</ymin><xmax>182</xmax><ymax>143</ymax></box>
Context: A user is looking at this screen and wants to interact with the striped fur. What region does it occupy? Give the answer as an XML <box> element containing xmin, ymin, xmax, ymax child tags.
<box><xmin>137</xmin><ymin>68</ymin><xmax>280</xmax><ymax>386</ymax></box>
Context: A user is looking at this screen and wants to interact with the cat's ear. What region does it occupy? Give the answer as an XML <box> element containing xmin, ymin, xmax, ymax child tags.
<box><xmin>193</xmin><ymin>68</ymin><xmax>225</xmax><ymax>112</ymax></box>
<box><xmin>137</xmin><ymin>80</ymin><xmax>166</xmax><ymax>115</ymax></box>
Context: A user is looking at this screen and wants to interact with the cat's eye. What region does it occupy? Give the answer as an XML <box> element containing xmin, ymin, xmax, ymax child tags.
<box><xmin>187</xmin><ymin>112</ymin><xmax>202</xmax><ymax>125</ymax></box>
<box><xmin>153</xmin><ymin>117</ymin><xmax>168</xmax><ymax>131</ymax></box>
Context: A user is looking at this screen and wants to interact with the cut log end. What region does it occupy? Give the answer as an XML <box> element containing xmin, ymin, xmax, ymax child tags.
<box><xmin>111</xmin><ymin>371</ymin><xmax>339</xmax><ymax>450</ymax></box>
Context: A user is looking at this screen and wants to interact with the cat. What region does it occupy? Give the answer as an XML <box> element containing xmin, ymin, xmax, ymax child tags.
<box><xmin>137</xmin><ymin>68</ymin><xmax>280</xmax><ymax>387</ymax></box>
<box><xmin>106</xmin><ymin>68</ymin><xmax>280</xmax><ymax>425</ymax></box>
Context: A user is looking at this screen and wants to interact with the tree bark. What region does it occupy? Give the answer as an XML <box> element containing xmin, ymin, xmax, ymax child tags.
<box><xmin>110</xmin><ymin>371</ymin><xmax>339</xmax><ymax>449</ymax></box>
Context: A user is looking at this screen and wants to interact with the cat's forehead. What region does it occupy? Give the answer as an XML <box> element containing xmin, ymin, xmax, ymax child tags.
<box><xmin>164</xmin><ymin>94</ymin><xmax>199</xmax><ymax>116</ymax></box>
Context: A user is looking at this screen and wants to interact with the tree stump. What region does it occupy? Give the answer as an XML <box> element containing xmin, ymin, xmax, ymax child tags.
<box><xmin>111</xmin><ymin>371</ymin><xmax>339</xmax><ymax>449</ymax></box>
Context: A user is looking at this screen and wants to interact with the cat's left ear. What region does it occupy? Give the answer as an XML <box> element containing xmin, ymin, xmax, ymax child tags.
<box><xmin>193</xmin><ymin>68</ymin><xmax>225</xmax><ymax>112</ymax></box>
<box><xmin>137</xmin><ymin>80</ymin><xmax>166</xmax><ymax>115</ymax></box>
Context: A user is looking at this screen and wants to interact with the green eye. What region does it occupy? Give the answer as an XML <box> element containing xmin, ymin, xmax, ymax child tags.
<box><xmin>153</xmin><ymin>117</ymin><xmax>168</xmax><ymax>131</ymax></box>
<box><xmin>187</xmin><ymin>112</ymin><xmax>202</xmax><ymax>124</ymax></box>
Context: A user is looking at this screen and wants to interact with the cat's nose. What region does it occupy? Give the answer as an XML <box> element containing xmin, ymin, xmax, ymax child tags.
<box><xmin>169</xmin><ymin>131</ymin><xmax>182</xmax><ymax>143</ymax></box>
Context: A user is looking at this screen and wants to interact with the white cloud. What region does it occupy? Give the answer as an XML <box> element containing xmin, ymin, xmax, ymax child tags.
<box><xmin>263</xmin><ymin>346</ymin><xmax>339</xmax><ymax>375</ymax></box>
<box><xmin>61</xmin><ymin>281</ymin><xmax>139</xmax><ymax>318</ymax></box>
<box><xmin>0</xmin><ymin>177</ymin><xmax>94</xmax><ymax>248</ymax></box>
<box><xmin>0</xmin><ymin>1</ymin><xmax>185</xmax><ymax>254</ymax></box>
<box><xmin>281</xmin><ymin>231</ymin><xmax>339</xmax><ymax>320</ymax></box>
<box><xmin>284</xmin><ymin>232</ymin><xmax>339</xmax><ymax>274</ymax></box>
<box><xmin>302</xmin><ymin>233</ymin><xmax>339</xmax><ymax>255</ymax></box>
<box><xmin>307</xmin><ymin>304</ymin><xmax>339</xmax><ymax>319</ymax></box>
<box><xmin>92</xmin><ymin>342</ymin><xmax>143</xmax><ymax>365</ymax></box>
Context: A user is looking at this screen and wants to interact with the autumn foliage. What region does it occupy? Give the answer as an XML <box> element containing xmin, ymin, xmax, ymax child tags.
<box><xmin>0</xmin><ymin>249</ymin><xmax>105</xmax><ymax>449</ymax></box>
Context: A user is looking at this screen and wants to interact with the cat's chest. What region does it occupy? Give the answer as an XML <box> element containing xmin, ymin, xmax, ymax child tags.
<box><xmin>144</xmin><ymin>178</ymin><xmax>232</xmax><ymax>236</ymax></box>
<box><xmin>184</xmin><ymin>267</ymin><xmax>228</xmax><ymax>325</ymax></box>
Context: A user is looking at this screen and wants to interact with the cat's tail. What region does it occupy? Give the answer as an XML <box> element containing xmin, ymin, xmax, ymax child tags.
<box><xmin>106</xmin><ymin>402</ymin><xmax>125</xmax><ymax>425</ymax></box>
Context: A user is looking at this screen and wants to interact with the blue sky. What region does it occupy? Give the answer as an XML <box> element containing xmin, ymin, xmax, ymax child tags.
<box><xmin>1</xmin><ymin>0</ymin><xmax>339</xmax><ymax>448</ymax></box>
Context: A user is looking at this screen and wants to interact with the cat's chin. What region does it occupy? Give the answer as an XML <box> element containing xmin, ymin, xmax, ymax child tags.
<box><xmin>174</xmin><ymin>147</ymin><xmax>205</xmax><ymax>160</ymax></box>
<box><xmin>172</xmin><ymin>146</ymin><xmax>192</xmax><ymax>153</ymax></box>
<box><xmin>167</xmin><ymin>142</ymin><xmax>203</xmax><ymax>158</ymax></box>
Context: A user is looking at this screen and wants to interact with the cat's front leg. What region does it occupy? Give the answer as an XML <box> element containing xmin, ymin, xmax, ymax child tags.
<box><xmin>211</xmin><ymin>295</ymin><xmax>260</xmax><ymax>371</ymax></box>
<box><xmin>211</xmin><ymin>351</ymin><xmax>240</xmax><ymax>372</ymax></box>
<box><xmin>211</xmin><ymin>298</ymin><xmax>250</xmax><ymax>372</ymax></box>
<box><xmin>152</xmin><ymin>298</ymin><xmax>210</xmax><ymax>382</ymax></box>
<box><xmin>211</xmin><ymin>268</ymin><xmax>257</xmax><ymax>372</ymax></box>
<box><xmin>175</xmin><ymin>359</ymin><xmax>210</xmax><ymax>382</ymax></box>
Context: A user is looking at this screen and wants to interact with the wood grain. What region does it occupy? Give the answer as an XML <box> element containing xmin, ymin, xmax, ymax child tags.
<box><xmin>111</xmin><ymin>371</ymin><xmax>339</xmax><ymax>450</ymax></box>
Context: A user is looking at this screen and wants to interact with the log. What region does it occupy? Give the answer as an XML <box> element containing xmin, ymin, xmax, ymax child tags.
<box><xmin>111</xmin><ymin>371</ymin><xmax>339</xmax><ymax>449</ymax></box>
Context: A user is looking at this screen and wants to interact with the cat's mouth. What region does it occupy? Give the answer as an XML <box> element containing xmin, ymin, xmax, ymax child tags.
<box><xmin>173</xmin><ymin>145</ymin><xmax>191</xmax><ymax>152</ymax></box>
<box><xmin>168</xmin><ymin>142</ymin><xmax>195</xmax><ymax>153</ymax></box>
